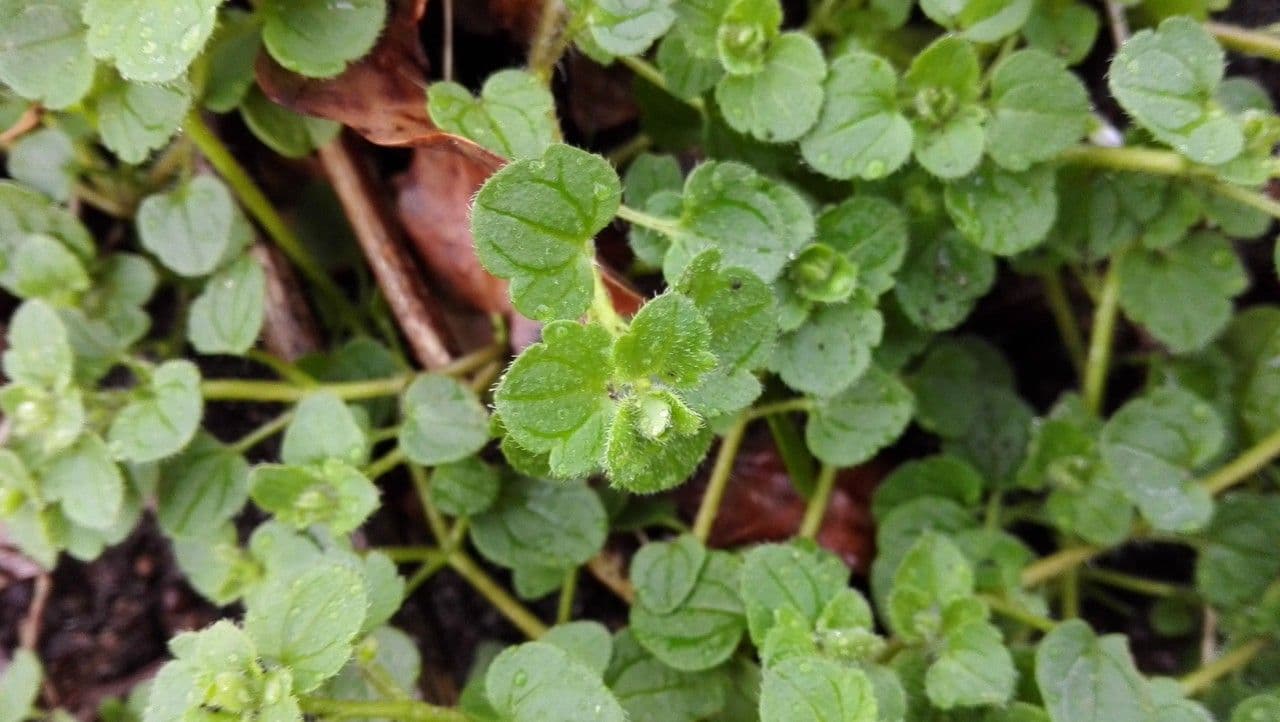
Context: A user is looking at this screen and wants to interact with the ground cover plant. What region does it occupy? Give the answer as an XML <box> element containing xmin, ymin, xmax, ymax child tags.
<box><xmin>2</xmin><ymin>0</ymin><xmax>1280</xmax><ymax>720</ymax></box>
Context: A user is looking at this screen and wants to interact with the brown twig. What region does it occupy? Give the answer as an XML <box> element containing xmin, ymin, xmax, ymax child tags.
<box><xmin>586</xmin><ymin>550</ymin><xmax>635</xmax><ymax>604</ymax></box>
<box><xmin>318</xmin><ymin>134</ymin><xmax>455</xmax><ymax>369</ymax></box>
<box><xmin>18</xmin><ymin>573</ymin><xmax>51</xmax><ymax>650</ymax></box>
<box><xmin>1104</xmin><ymin>0</ymin><xmax>1130</xmax><ymax>48</ymax></box>
<box><xmin>0</xmin><ymin>105</ymin><xmax>40</xmax><ymax>147</ymax></box>
<box><xmin>251</xmin><ymin>244</ymin><xmax>323</xmax><ymax>361</ymax></box>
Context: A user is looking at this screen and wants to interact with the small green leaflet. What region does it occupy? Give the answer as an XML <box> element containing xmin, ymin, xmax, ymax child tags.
<box><xmin>806</xmin><ymin>365</ymin><xmax>914</xmax><ymax>466</ymax></box>
<box><xmin>986</xmin><ymin>49</ymin><xmax>1092</xmax><ymax>171</ymax></box>
<box><xmin>470</xmin><ymin>476</ymin><xmax>608</xmax><ymax>574</ymax></box>
<box><xmin>904</xmin><ymin>36</ymin><xmax>985</xmax><ymax>180</ymax></box>
<box><xmin>1023</xmin><ymin>0</ymin><xmax>1098</xmax><ymax>65</ymax></box>
<box><xmin>0</xmin><ymin>648</ymin><xmax>42</xmax><ymax>722</ymax></box>
<box><xmin>94</xmin><ymin>72</ymin><xmax>191</xmax><ymax>165</ymax></box>
<box><xmin>7</xmin><ymin>128</ymin><xmax>77</xmax><ymax>202</ymax></box>
<box><xmin>486</xmin><ymin>641</ymin><xmax>626</xmax><ymax>722</ymax></box>
<box><xmin>157</xmin><ymin>433</ymin><xmax>249</xmax><ymax>539</ymax></box>
<box><xmin>282</xmin><ymin>392</ymin><xmax>368</xmax><ymax>466</ymax></box>
<box><xmin>872</xmin><ymin>454</ymin><xmax>984</xmax><ymax>519</ymax></box>
<box><xmin>83</xmin><ymin>0</ymin><xmax>219</xmax><ymax>83</ymax></box>
<box><xmin>542</xmin><ymin>621</ymin><xmax>613</xmax><ymax>675</ymax></box>
<box><xmin>919</xmin><ymin>0</ymin><xmax>1033</xmax><ymax>42</ymax></box>
<box><xmin>657</xmin><ymin>33</ymin><xmax>723</xmax><ymax>99</ymax></box>
<box><xmin>1109</xmin><ymin>17</ymin><xmax>1243</xmax><ymax>165</ymax></box>
<box><xmin>472</xmin><ymin>143</ymin><xmax>621</xmax><ymax>321</ymax></box>
<box><xmin>613</xmin><ymin>293</ymin><xmax>717</xmax><ymax>386</ymax></box>
<box><xmin>108</xmin><ymin>360</ymin><xmax>203</xmax><ymax>463</ymax></box>
<box><xmin>3</xmin><ymin>299</ymin><xmax>74</xmax><ymax>390</ymax></box>
<box><xmin>138</xmin><ymin>175</ymin><xmax>254</xmax><ymax>277</ymax></box>
<box><xmin>631</xmin><ymin>535</ymin><xmax>708</xmax><ymax>615</ymax></box>
<box><xmin>759</xmin><ymin>656</ymin><xmax>877</xmax><ymax>722</ymax></box>
<box><xmin>43</xmin><ymin>433</ymin><xmax>123</xmax><ymax>530</ymax></box>
<box><xmin>894</xmin><ymin>230</ymin><xmax>996</xmax><ymax>331</ymax></box>
<box><xmin>245</xmin><ymin>563</ymin><xmax>368</xmax><ymax>693</ymax></box>
<box><xmin>715</xmin><ymin>0</ymin><xmax>781</xmax><ymax>75</ymax></box>
<box><xmin>201</xmin><ymin>8</ymin><xmax>261</xmax><ymax>113</ymax></box>
<box><xmin>800</xmin><ymin>51</ymin><xmax>911</xmax><ymax>181</ymax></box>
<box><xmin>187</xmin><ymin>254</ymin><xmax>266</xmax><ymax>355</ymax></box>
<box><xmin>926</xmin><ymin>600</ymin><xmax>1016</xmax><ymax>708</ymax></box>
<box><xmin>772</xmin><ymin>294</ymin><xmax>882</xmax><ymax>396</ymax></box>
<box><xmin>0</xmin><ymin>0</ymin><xmax>95</xmax><ymax>109</ymax></box>
<box><xmin>261</xmin><ymin>0</ymin><xmax>387</xmax><ymax>78</ymax></box>
<box><xmin>630</xmin><ymin>550</ymin><xmax>746</xmax><ymax>671</ymax></box>
<box><xmin>604</xmin><ymin>630</ymin><xmax>728</xmax><ymax>722</ymax></box>
<box><xmin>886</xmin><ymin>532</ymin><xmax>974</xmax><ymax>641</ymax></box>
<box><xmin>576</xmin><ymin>0</ymin><xmax>676</xmax><ymax>56</ymax></box>
<box><xmin>1194</xmin><ymin>493</ymin><xmax>1280</xmax><ymax>609</ymax></box>
<box><xmin>945</xmin><ymin>162</ymin><xmax>1058</xmax><ymax>256</ymax></box>
<box><xmin>1117</xmin><ymin>232</ymin><xmax>1247</xmax><ymax>354</ymax></box>
<box><xmin>1100</xmin><ymin>386</ymin><xmax>1223</xmax><ymax>533</ymax></box>
<box><xmin>240</xmin><ymin>87</ymin><xmax>341</xmax><ymax>159</ymax></box>
<box><xmin>6</xmin><ymin>233</ymin><xmax>90</xmax><ymax>304</ymax></box>
<box><xmin>739</xmin><ymin>541</ymin><xmax>848</xmax><ymax>645</ymax></box>
<box><xmin>398</xmin><ymin>374</ymin><xmax>489</xmax><ymax>466</ymax></box>
<box><xmin>430</xmin><ymin>457</ymin><xmax>501</xmax><ymax>517</ymax></box>
<box><xmin>427</xmin><ymin>70</ymin><xmax>556</xmax><ymax>160</ymax></box>
<box><xmin>249</xmin><ymin>460</ymin><xmax>379</xmax><ymax>534</ymax></box>
<box><xmin>715</xmin><ymin>33</ymin><xmax>826</xmax><ymax>143</ymax></box>
<box><xmin>1036</xmin><ymin>620</ymin><xmax>1152</xmax><ymax>722</ymax></box>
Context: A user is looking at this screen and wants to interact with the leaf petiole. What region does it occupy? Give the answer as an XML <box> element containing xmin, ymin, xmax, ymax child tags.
<box><xmin>616</xmin><ymin>203</ymin><xmax>684</xmax><ymax>239</ymax></box>
<box><xmin>797</xmin><ymin>464</ymin><xmax>837</xmax><ymax>538</ymax></box>
<box><xmin>692</xmin><ymin>415</ymin><xmax>749</xmax><ymax>541</ymax></box>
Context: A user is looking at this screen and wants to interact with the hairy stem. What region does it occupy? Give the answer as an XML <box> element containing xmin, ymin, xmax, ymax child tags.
<box><xmin>617</xmin><ymin>55</ymin><xmax>706</xmax><ymax>114</ymax></box>
<box><xmin>557</xmin><ymin>568</ymin><xmax>578</xmax><ymax>624</ymax></box>
<box><xmin>745</xmin><ymin>397</ymin><xmax>816</xmax><ymax>421</ymax></box>
<box><xmin>1041</xmin><ymin>271</ymin><xmax>1086</xmax><ymax>379</ymax></box>
<box><xmin>1083</xmin><ymin>568</ymin><xmax>1186</xmax><ymax>598</ymax></box>
<box><xmin>616</xmin><ymin>204</ymin><xmax>684</xmax><ymax>238</ymax></box>
<box><xmin>798</xmin><ymin>464</ymin><xmax>838</xmax><ymax>539</ymax></box>
<box><xmin>1201</xmin><ymin>425</ymin><xmax>1280</xmax><ymax>495</ymax></box>
<box><xmin>1205</xmin><ymin>22</ymin><xmax>1280</xmax><ymax>62</ymax></box>
<box><xmin>693</xmin><ymin>416</ymin><xmax>749</xmax><ymax>542</ymax></box>
<box><xmin>448</xmin><ymin>552</ymin><xmax>549</xmax><ymax>639</ymax></box>
<box><xmin>979</xmin><ymin>594</ymin><xmax>1058</xmax><ymax>633</ymax></box>
<box><xmin>590</xmin><ymin>269</ymin><xmax>628</xmax><ymax>336</ymax></box>
<box><xmin>1082</xmin><ymin>253</ymin><xmax>1124</xmax><ymax>416</ymax></box>
<box><xmin>1021</xmin><ymin>545</ymin><xmax>1105</xmax><ymax>588</ymax></box>
<box><xmin>298</xmin><ymin>697</ymin><xmax>468</xmax><ymax>721</ymax></box>
<box><xmin>229</xmin><ymin>410</ymin><xmax>295</xmax><ymax>454</ymax></box>
<box><xmin>202</xmin><ymin>374</ymin><xmax>415</xmax><ymax>403</ymax></box>
<box><xmin>1179</xmin><ymin>638</ymin><xmax>1270</xmax><ymax>696</ymax></box>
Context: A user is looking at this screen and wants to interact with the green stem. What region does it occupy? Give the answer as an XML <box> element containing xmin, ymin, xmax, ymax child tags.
<box><xmin>1083</xmin><ymin>568</ymin><xmax>1186</xmax><ymax>598</ymax></box>
<box><xmin>557</xmin><ymin>567</ymin><xmax>578</xmax><ymax>624</ymax></box>
<box><xmin>448</xmin><ymin>552</ymin><xmax>549</xmax><ymax>639</ymax></box>
<box><xmin>246</xmin><ymin>349</ymin><xmax>316</xmax><ymax>387</ymax></box>
<box><xmin>979</xmin><ymin>594</ymin><xmax>1058</xmax><ymax>633</ymax></box>
<box><xmin>798</xmin><ymin>464</ymin><xmax>838</xmax><ymax>539</ymax></box>
<box><xmin>409</xmin><ymin>465</ymin><xmax>450</xmax><ymax>544</ymax></box>
<box><xmin>378</xmin><ymin>546</ymin><xmax>447</xmax><ymax>564</ymax></box>
<box><xmin>184</xmin><ymin>111</ymin><xmax>359</xmax><ymax>328</ymax></box>
<box><xmin>403</xmin><ymin>554</ymin><xmax>450</xmax><ymax>597</ymax></box>
<box><xmin>298</xmin><ymin>696</ymin><xmax>467</xmax><ymax>721</ymax></box>
<box><xmin>365</xmin><ymin>446</ymin><xmax>407</xmax><ymax>480</ymax></box>
<box><xmin>744</xmin><ymin>397</ymin><xmax>816</xmax><ymax>421</ymax></box>
<box><xmin>617</xmin><ymin>55</ymin><xmax>706</xmax><ymax>114</ymax></box>
<box><xmin>1021</xmin><ymin>545</ymin><xmax>1105</xmax><ymax>588</ymax></box>
<box><xmin>984</xmin><ymin>491</ymin><xmax>1004</xmax><ymax>531</ymax></box>
<box><xmin>1208</xmin><ymin>180</ymin><xmax>1280</xmax><ymax>221</ymax></box>
<box><xmin>527</xmin><ymin>0</ymin><xmax>570</xmax><ymax>83</ymax></box>
<box><xmin>590</xmin><ymin>269</ymin><xmax>628</xmax><ymax>335</ymax></box>
<box><xmin>1082</xmin><ymin>252</ymin><xmax>1124</xmax><ymax>416</ymax></box>
<box><xmin>692</xmin><ymin>416</ymin><xmax>749</xmax><ymax>542</ymax></box>
<box><xmin>1041</xmin><ymin>271</ymin><xmax>1086</xmax><ymax>379</ymax></box>
<box><xmin>1057</xmin><ymin>144</ymin><xmax>1192</xmax><ymax>176</ymax></box>
<box><xmin>202</xmin><ymin>374</ymin><xmax>415</xmax><ymax>402</ymax></box>
<box><xmin>764</xmin><ymin>412</ymin><xmax>816</xmax><ymax>495</ymax></box>
<box><xmin>1179</xmin><ymin>638</ymin><xmax>1270</xmax><ymax>696</ymax></box>
<box><xmin>1200</xmin><ymin>424</ymin><xmax>1280</xmax><ymax>495</ymax></box>
<box><xmin>616</xmin><ymin>204</ymin><xmax>684</xmax><ymax>238</ymax></box>
<box><xmin>1205</xmin><ymin>22</ymin><xmax>1280</xmax><ymax>62</ymax></box>
<box><xmin>229</xmin><ymin>410</ymin><xmax>294</xmax><ymax>454</ymax></box>
<box><xmin>360</xmin><ymin>659</ymin><xmax>410</xmax><ymax>701</ymax></box>
<box><xmin>1061</xmin><ymin>567</ymin><xmax>1081</xmax><ymax>619</ymax></box>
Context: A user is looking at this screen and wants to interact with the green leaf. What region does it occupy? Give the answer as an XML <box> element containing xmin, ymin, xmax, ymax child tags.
<box><xmin>904</xmin><ymin>36</ymin><xmax>984</xmax><ymax>180</ymax></box>
<box><xmin>0</xmin><ymin>649</ymin><xmax>42</xmax><ymax>722</ymax></box>
<box><xmin>239</xmin><ymin>86</ymin><xmax>340</xmax><ymax>159</ymax></box>
<box><xmin>740</xmin><ymin>541</ymin><xmax>848</xmax><ymax>645</ymax></box>
<box><xmin>486</xmin><ymin>641</ymin><xmax>626</xmax><ymax>722</ymax></box>
<box><xmin>398</xmin><ymin>374</ymin><xmax>489</xmax><ymax>466</ymax></box>
<box><xmin>249</xmin><ymin>461</ymin><xmax>378</xmax><ymax>534</ymax></box>
<box><xmin>472</xmin><ymin>144</ymin><xmax>620</xmax><ymax>321</ymax></box>
<box><xmin>0</xmin><ymin>181</ymin><xmax>94</xmax><ymax>267</ymax></box>
<box><xmin>95</xmin><ymin>73</ymin><xmax>191</xmax><ymax>165</ymax></box>
<box><xmin>137</xmin><ymin>174</ymin><xmax>252</xmax><ymax>277</ymax></box>
<box><xmin>605</xmin><ymin>390</ymin><xmax>712</xmax><ymax>493</ymax></box>
<box><xmin>604</xmin><ymin>629</ymin><xmax>728</xmax><ymax>722</ymax></box>
<box><xmin>1023</xmin><ymin>0</ymin><xmax>1099</xmax><ymax>65</ymax></box>
<box><xmin>494</xmin><ymin>322</ymin><xmax>614</xmax><ymax>478</ymax></box>
<box><xmin>430</xmin><ymin>457</ymin><xmax>501</xmax><ymax>517</ymax></box>
<box><xmin>0</xmin><ymin>0</ymin><xmax>94</xmax><ymax>109</ymax></box>
<box><xmin>986</xmin><ymin>50</ymin><xmax>1091</xmax><ymax>171</ymax></box>
<box><xmin>630</xmin><ymin>550</ymin><xmax>746</xmax><ymax>671</ymax></box>
<box><xmin>7</xmin><ymin>128</ymin><xmax>77</xmax><ymax>202</ymax></box>
<box><xmin>283</xmin><ymin>392</ymin><xmax>367</xmax><ymax>466</ymax></box>
<box><xmin>945</xmin><ymin>162</ymin><xmax>1057</xmax><ymax>256</ymax></box>
<box><xmin>800</xmin><ymin>51</ymin><xmax>911</xmax><ymax>181</ymax></box>
<box><xmin>157</xmin><ymin>433</ymin><xmax>249</xmax><ymax>538</ymax></box>
<box><xmin>631</xmin><ymin>534</ymin><xmax>708</xmax><ymax>615</ymax></box>
<box><xmin>715</xmin><ymin>33</ymin><xmax>826</xmax><ymax>143</ymax></box>
<box><xmin>187</xmin><ymin>254</ymin><xmax>265</xmax><ymax>354</ymax></box>
<box><xmin>108</xmin><ymin>360</ymin><xmax>202</xmax><ymax>463</ymax></box>
<box><xmin>9</xmin><ymin>243</ymin><xmax>92</xmax><ymax>310</ymax></box>
<box><xmin>806</xmin><ymin>365</ymin><xmax>914</xmax><ymax>466</ymax></box>
<box><xmin>43</xmin><ymin>433</ymin><xmax>124</xmax><ymax>531</ymax></box>
<box><xmin>201</xmin><ymin>8</ymin><xmax>262</xmax><ymax>113</ymax></box>
<box><xmin>894</xmin><ymin>230</ymin><xmax>995</xmax><ymax>331</ymax></box>
<box><xmin>245</xmin><ymin>563</ymin><xmax>368</xmax><ymax>693</ymax></box>
<box><xmin>760</xmin><ymin>656</ymin><xmax>877</xmax><ymax>722</ymax></box>
<box><xmin>83</xmin><ymin>0</ymin><xmax>218</xmax><ymax>82</ymax></box>
<box><xmin>887</xmin><ymin>532</ymin><xmax>974</xmax><ymax>641</ymax></box>
<box><xmin>0</xmin><ymin>385</ymin><xmax>85</xmax><ymax>458</ymax></box>
<box><xmin>872</xmin><ymin>455</ymin><xmax>984</xmax><ymax>519</ymax></box>
<box><xmin>926</xmin><ymin>609</ymin><xmax>1015</xmax><ymax>708</ymax></box>
<box><xmin>665</xmin><ymin>160</ymin><xmax>813</xmax><ymax>283</ymax></box>
<box><xmin>671</xmin><ymin>0</ymin><xmax>734</xmax><ymax>60</ymax></box>
<box><xmin>715</xmin><ymin>0</ymin><xmax>780</xmax><ymax>75</ymax></box>
<box><xmin>614</xmin><ymin>293</ymin><xmax>717</xmax><ymax>388</ymax></box>
<box><xmin>1232</xmin><ymin>695</ymin><xmax>1280</xmax><ymax>722</ymax></box>
<box><xmin>675</xmin><ymin>250</ymin><xmax>778</xmax><ymax>417</ymax></box>
<box><xmin>1108</xmin><ymin>17</ymin><xmax>1243</xmax><ymax>165</ymax></box>
<box><xmin>773</xmin><ymin>295</ymin><xmax>882</xmax><ymax>396</ymax></box>
<box><xmin>3</xmin><ymin>299</ymin><xmax>73</xmax><ymax>389</ymax></box>
<box><xmin>1223</xmin><ymin>307</ymin><xmax>1280</xmax><ymax>442</ymax></box>
<box><xmin>920</xmin><ymin>0</ymin><xmax>1033</xmax><ymax>42</ymax></box>
<box><xmin>261</xmin><ymin>0</ymin><xmax>386</xmax><ymax>78</ymax></box>
<box><xmin>427</xmin><ymin>70</ymin><xmax>556</xmax><ymax>161</ymax></box>
<box><xmin>470</xmin><ymin>476</ymin><xmax>608</xmax><ymax>572</ymax></box>
<box><xmin>541</xmin><ymin>621</ymin><xmax>613</xmax><ymax>676</ymax></box>
<box><xmin>657</xmin><ymin>33</ymin><xmax>723</xmax><ymax>99</ymax></box>
<box><xmin>580</xmin><ymin>0</ymin><xmax>676</xmax><ymax>56</ymax></box>
<box><xmin>1035</xmin><ymin>620</ymin><xmax>1152</xmax><ymax>722</ymax></box>
<box><xmin>1101</xmin><ymin>386</ymin><xmax>1223</xmax><ymax>532</ymax></box>
<box><xmin>1118</xmin><ymin>232</ymin><xmax>1247</xmax><ymax>354</ymax></box>
<box><xmin>1195</xmin><ymin>493</ymin><xmax>1280</xmax><ymax>609</ymax></box>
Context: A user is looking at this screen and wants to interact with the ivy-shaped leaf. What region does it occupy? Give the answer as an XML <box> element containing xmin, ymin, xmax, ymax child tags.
<box><xmin>108</xmin><ymin>360</ymin><xmax>202</xmax><ymax>463</ymax></box>
<box><xmin>739</xmin><ymin>541</ymin><xmax>849</xmax><ymax>645</ymax></box>
<box><xmin>806</xmin><ymin>365</ymin><xmax>914</xmax><ymax>467</ymax></box>
<box><xmin>1195</xmin><ymin>493</ymin><xmax>1280</xmax><ymax>610</ymax></box>
<box><xmin>137</xmin><ymin>175</ymin><xmax>252</xmax><ymax>278</ymax></box>
<box><xmin>772</xmin><ymin>295</ymin><xmax>883</xmax><ymax>396</ymax></box>
<box><xmin>470</xmin><ymin>476</ymin><xmax>608</xmax><ymax>573</ymax></box>
<box><xmin>430</xmin><ymin>457</ymin><xmax>501</xmax><ymax>517</ymax></box>
<box><xmin>1035</xmin><ymin>620</ymin><xmax>1152</xmax><ymax>722</ymax></box>
<box><xmin>986</xmin><ymin>49</ymin><xmax>1092</xmax><ymax>171</ymax></box>
<box><xmin>157</xmin><ymin>433</ymin><xmax>249</xmax><ymax>539</ymax></box>
<box><xmin>576</xmin><ymin>0</ymin><xmax>676</xmax><ymax>56</ymax></box>
<box><xmin>800</xmin><ymin>51</ymin><xmax>911</xmax><ymax>181</ymax></box>
<box><xmin>486</xmin><ymin>641</ymin><xmax>626</xmax><ymax>722</ymax></box>
<box><xmin>604</xmin><ymin>629</ymin><xmax>728</xmax><ymax>722</ymax></box>
<box><xmin>249</xmin><ymin>460</ymin><xmax>379</xmax><ymax>534</ymax></box>
<box><xmin>83</xmin><ymin>0</ymin><xmax>219</xmax><ymax>82</ymax></box>
<box><xmin>398</xmin><ymin>374</ymin><xmax>490</xmax><ymax>466</ymax></box>
<box><xmin>94</xmin><ymin>72</ymin><xmax>192</xmax><ymax>165</ymax></box>
<box><xmin>894</xmin><ymin>230</ymin><xmax>995</xmax><ymax>331</ymax></box>
<box><xmin>631</xmin><ymin>551</ymin><xmax>746</xmax><ymax>671</ymax></box>
<box><xmin>759</xmin><ymin>656</ymin><xmax>877</xmax><ymax>722</ymax></box>
<box><xmin>187</xmin><ymin>254</ymin><xmax>266</xmax><ymax>355</ymax></box>
<box><xmin>715</xmin><ymin>32</ymin><xmax>826</xmax><ymax>143</ymax></box>
<box><xmin>427</xmin><ymin>70</ymin><xmax>556</xmax><ymax>161</ymax></box>
<box><xmin>903</xmin><ymin>36</ymin><xmax>985</xmax><ymax>180</ymax></box>
<box><xmin>0</xmin><ymin>0</ymin><xmax>95</xmax><ymax>109</ymax></box>
<box><xmin>43</xmin><ymin>433</ymin><xmax>123</xmax><ymax>531</ymax></box>
<box><xmin>944</xmin><ymin>162</ymin><xmax>1057</xmax><ymax>256</ymax></box>
<box><xmin>631</xmin><ymin>535</ymin><xmax>709</xmax><ymax>615</ymax></box>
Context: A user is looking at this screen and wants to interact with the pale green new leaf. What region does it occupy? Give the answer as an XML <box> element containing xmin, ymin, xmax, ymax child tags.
<box><xmin>12</xmin><ymin>243</ymin><xmax>93</xmax><ymax>312</ymax></box>
<box><xmin>920</xmin><ymin>0</ymin><xmax>1033</xmax><ymax>42</ymax></box>
<box><xmin>815</xmin><ymin>196</ymin><xmax>908</xmax><ymax>297</ymax></box>
<box><xmin>7</xmin><ymin>128</ymin><xmax>77</xmax><ymax>202</ymax></box>
<box><xmin>398</xmin><ymin>374</ymin><xmax>489</xmax><ymax>466</ymax></box>
<box><xmin>614</xmin><ymin>293</ymin><xmax>717</xmax><ymax>387</ymax></box>
<box><xmin>187</xmin><ymin>254</ymin><xmax>266</xmax><ymax>354</ymax></box>
<box><xmin>486</xmin><ymin>642</ymin><xmax>626</xmax><ymax>722</ymax></box>
<box><xmin>430</xmin><ymin>457</ymin><xmax>501</xmax><ymax>517</ymax></box>
<box><xmin>760</xmin><ymin>656</ymin><xmax>877</xmax><ymax>722</ymax></box>
<box><xmin>986</xmin><ymin>49</ymin><xmax>1091</xmax><ymax>171</ymax></box>
<box><xmin>282</xmin><ymin>392</ymin><xmax>367</xmax><ymax>466</ymax></box>
<box><xmin>95</xmin><ymin>73</ymin><xmax>191</xmax><ymax>165</ymax></box>
<box><xmin>926</xmin><ymin>611</ymin><xmax>1015</xmax><ymax>709</ymax></box>
<box><xmin>83</xmin><ymin>0</ymin><xmax>218</xmax><ymax>82</ymax></box>
<box><xmin>427</xmin><ymin>70</ymin><xmax>556</xmax><ymax>160</ymax></box>
<box><xmin>806</xmin><ymin>365</ymin><xmax>914</xmax><ymax>466</ymax></box>
<box><xmin>605</xmin><ymin>391</ymin><xmax>711</xmax><ymax>493</ymax></box>
<box><xmin>904</xmin><ymin>36</ymin><xmax>984</xmax><ymax>179</ymax></box>
<box><xmin>1109</xmin><ymin>17</ymin><xmax>1243</xmax><ymax>165</ymax></box>
<box><xmin>584</xmin><ymin>0</ymin><xmax>676</xmax><ymax>56</ymax></box>
<box><xmin>887</xmin><ymin>532</ymin><xmax>974</xmax><ymax>641</ymax></box>
<box><xmin>3</xmin><ymin>299</ymin><xmax>74</xmax><ymax>390</ymax></box>
<box><xmin>715</xmin><ymin>32</ymin><xmax>826</xmax><ymax>143</ymax></box>
<box><xmin>137</xmin><ymin>175</ymin><xmax>251</xmax><ymax>277</ymax></box>
<box><xmin>1036</xmin><ymin>620</ymin><xmax>1152</xmax><ymax>722</ymax></box>
<box><xmin>715</xmin><ymin>0</ymin><xmax>780</xmax><ymax>75</ymax></box>
<box><xmin>261</xmin><ymin>0</ymin><xmax>386</xmax><ymax>78</ymax></box>
<box><xmin>800</xmin><ymin>51</ymin><xmax>912</xmax><ymax>181</ymax></box>
<box><xmin>108</xmin><ymin>360</ymin><xmax>202</xmax><ymax>463</ymax></box>
<box><xmin>740</xmin><ymin>541</ymin><xmax>849</xmax><ymax>645</ymax></box>
<box><xmin>945</xmin><ymin>162</ymin><xmax>1057</xmax><ymax>255</ymax></box>
<box><xmin>472</xmin><ymin>144</ymin><xmax>620</xmax><ymax>321</ymax></box>
<box><xmin>631</xmin><ymin>535</ymin><xmax>708</xmax><ymax>615</ymax></box>
<box><xmin>772</xmin><ymin>294</ymin><xmax>883</xmax><ymax>396</ymax></box>
<box><xmin>631</xmin><ymin>551</ymin><xmax>746</xmax><ymax>671</ymax></box>
<box><xmin>249</xmin><ymin>461</ymin><xmax>379</xmax><ymax>534</ymax></box>
<box><xmin>245</xmin><ymin>563</ymin><xmax>369</xmax><ymax>693</ymax></box>
<box><xmin>0</xmin><ymin>649</ymin><xmax>42</xmax><ymax>722</ymax></box>
<box><xmin>0</xmin><ymin>0</ymin><xmax>95</xmax><ymax>108</ymax></box>
<box><xmin>656</xmin><ymin>33</ymin><xmax>723</xmax><ymax>99</ymax></box>
<box><xmin>157</xmin><ymin>433</ymin><xmax>249</xmax><ymax>538</ymax></box>
<box><xmin>470</xmin><ymin>476</ymin><xmax>608</xmax><ymax>572</ymax></box>
<box><xmin>43</xmin><ymin>433</ymin><xmax>123</xmax><ymax>531</ymax></box>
